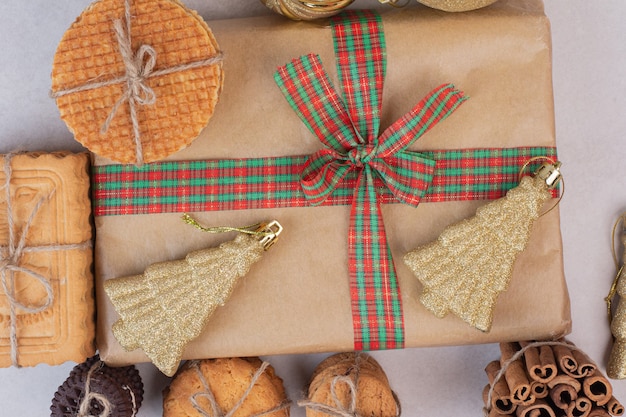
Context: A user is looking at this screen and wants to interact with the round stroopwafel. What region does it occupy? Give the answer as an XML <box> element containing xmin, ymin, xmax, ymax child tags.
<box><xmin>51</xmin><ymin>0</ymin><xmax>224</xmax><ymax>165</ymax></box>
<box><xmin>50</xmin><ymin>355</ymin><xmax>144</xmax><ymax>417</ymax></box>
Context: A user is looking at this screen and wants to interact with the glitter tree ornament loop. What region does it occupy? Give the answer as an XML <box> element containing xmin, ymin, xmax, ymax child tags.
<box><xmin>182</xmin><ymin>214</ymin><xmax>283</xmax><ymax>250</ymax></box>
<box><xmin>605</xmin><ymin>214</ymin><xmax>626</xmax><ymax>324</ymax></box>
<box><xmin>517</xmin><ymin>156</ymin><xmax>564</xmax><ymax>218</ymax></box>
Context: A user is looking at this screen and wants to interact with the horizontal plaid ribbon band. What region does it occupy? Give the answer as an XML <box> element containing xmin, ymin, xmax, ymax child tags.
<box><xmin>92</xmin><ymin>146</ymin><xmax>558</xmax><ymax>216</ymax></box>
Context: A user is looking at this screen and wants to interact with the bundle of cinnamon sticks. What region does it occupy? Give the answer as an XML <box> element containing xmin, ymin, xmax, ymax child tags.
<box><xmin>483</xmin><ymin>340</ymin><xmax>624</xmax><ymax>417</ymax></box>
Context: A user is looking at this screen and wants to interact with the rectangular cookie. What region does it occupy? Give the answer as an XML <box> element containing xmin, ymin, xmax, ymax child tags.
<box><xmin>0</xmin><ymin>152</ymin><xmax>95</xmax><ymax>367</ymax></box>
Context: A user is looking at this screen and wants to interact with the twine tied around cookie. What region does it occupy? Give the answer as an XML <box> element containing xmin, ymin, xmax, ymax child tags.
<box><xmin>190</xmin><ymin>360</ymin><xmax>291</xmax><ymax>417</ymax></box>
<box><xmin>49</xmin><ymin>0</ymin><xmax>224</xmax><ymax>166</ymax></box>
<box><xmin>298</xmin><ymin>353</ymin><xmax>401</xmax><ymax>417</ymax></box>
<box><xmin>75</xmin><ymin>361</ymin><xmax>115</xmax><ymax>417</ymax></box>
<box><xmin>299</xmin><ymin>375</ymin><xmax>361</xmax><ymax>417</ymax></box>
<box><xmin>0</xmin><ymin>153</ymin><xmax>92</xmax><ymax>367</ymax></box>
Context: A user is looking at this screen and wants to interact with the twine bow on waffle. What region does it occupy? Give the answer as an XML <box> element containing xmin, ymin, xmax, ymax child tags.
<box><xmin>274</xmin><ymin>10</ymin><xmax>466</xmax><ymax>350</ymax></box>
<box><xmin>0</xmin><ymin>154</ymin><xmax>92</xmax><ymax>367</ymax></box>
<box><xmin>49</xmin><ymin>0</ymin><xmax>223</xmax><ymax>166</ymax></box>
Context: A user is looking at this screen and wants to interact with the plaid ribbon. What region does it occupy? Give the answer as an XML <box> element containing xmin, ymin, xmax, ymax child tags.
<box><xmin>92</xmin><ymin>146</ymin><xmax>557</xmax><ymax>215</ymax></box>
<box><xmin>273</xmin><ymin>10</ymin><xmax>467</xmax><ymax>350</ymax></box>
<box><xmin>91</xmin><ymin>11</ymin><xmax>559</xmax><ymax>351</ymax></box>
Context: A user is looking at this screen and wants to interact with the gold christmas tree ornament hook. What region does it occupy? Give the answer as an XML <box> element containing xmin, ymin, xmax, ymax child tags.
<box><xmin>403</xmin><ymin>158</ymin><xmax>563</xmax><ymax>332</ymax></box>
<box><xmin>103</xmin><ymin>218</ymin><xmax>284</xmax><ymax>376</ymax></box>
<box><xmin>256</xmin><ymin>220</ymin><xmax>283</xmax><ymax>250</ymax></box>
<box><xmin>534</xmin><ymin>161</ymin><xmax>562</xmax><ymax>189</ymax></box>
<box><xmin>606</xmin><ymin>214</ymin><xmax>626</xmax><ymax>323</ymax></box>
<box><xmin>520</xmin><ymin>158</ymin><xmax>564</xmax><ymax>217</ymax></box>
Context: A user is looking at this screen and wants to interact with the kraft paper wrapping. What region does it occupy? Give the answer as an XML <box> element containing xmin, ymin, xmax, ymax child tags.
<box><xmin>0</xmin><ymin>152</ymin><xmax>95</xmax><ymax>367</ymax></box>
<box><xmin>94</xmin><ymin>0</ymin><xmax>571</xmax><ymax>366</ymax></box>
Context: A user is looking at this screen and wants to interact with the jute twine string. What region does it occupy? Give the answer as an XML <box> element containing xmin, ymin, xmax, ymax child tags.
<box><xmin>297</xmin><ymin>353</ymin><xmax>401</xmax><ymax>417</ymax></box>
<box><xmin>0</xmin><ymin>153</ymin><xmax>92</xmax><ymax>367</ymax></box>
<box><xmin>49</xmin><ymin>0</ymin><xmax>224</xmax><ymax>166</ymax></box>
<box><xmin>298</xmin><ymin>375</ymin><xmax>361</xmax><ymax>417</ymax></box>
<box><xmin>76</xmin><ymin>361</ymin><xmax>114</xmax><ymax>417</ymax></box>
<box><xmin>190</xmin><ymin>360</ymin><xmax>291</xmax><ymax>417</ymax></box>
<box><xmin>483</xmin><ymin>340</ymin><xmax>595</xmax><ymax>417</ymax></box>
<box><xmin>75</xmin><ymin>361</ymin><xmax>139</xmax><ymax>417</ymax></box>
<box><xmin>122</xmin><ymin>385</ymin><xmax>139</xmax><ymax>417</ymax></box>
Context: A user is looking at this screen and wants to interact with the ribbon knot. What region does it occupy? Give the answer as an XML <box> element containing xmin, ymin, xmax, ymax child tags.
<box><xmin>275</xmin><ymin>10</ymin><xmax>466</xmax><ymax>350</ymax></box>
<box><xmin>346</xmin><ymin>144</ymin><xmax>376</xmax><ymax>167</ymax></box>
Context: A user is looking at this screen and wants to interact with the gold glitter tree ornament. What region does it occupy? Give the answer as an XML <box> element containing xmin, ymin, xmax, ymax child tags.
<box><xmin>606</xmin><ymin>213</ymin><xmax>626</xmax><ymax>379</ymax></box>
<box><xmin>103</xmin><ymin>217</ymin><xmax>283</xmax><ymax>376</ymax></box>
<box><xmin>403</xmin><ymin>161</ymin><xmax>562</xmax><ymax>332</ymax></box>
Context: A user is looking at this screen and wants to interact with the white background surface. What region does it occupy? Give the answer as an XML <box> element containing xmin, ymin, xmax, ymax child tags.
<box><xmin>1</xmin><ymin>1</ymin><xmax>625</xmax><ymax>416</ymax></box>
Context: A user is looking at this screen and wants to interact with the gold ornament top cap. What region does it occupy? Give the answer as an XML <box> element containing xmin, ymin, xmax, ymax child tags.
<box><xmin>181</xmin><ymin>213</ymin><xmax>282</xmax><ymax>250</ymax></box>
<box><xmin>534</xmin><ymin>161</ymin><xmax>562</xmax><ymax>189</ymax></box>
<box><xmin>256</xmin><ymin>220</ymin><xmax>283</xmax><ymax>250</ymax></box>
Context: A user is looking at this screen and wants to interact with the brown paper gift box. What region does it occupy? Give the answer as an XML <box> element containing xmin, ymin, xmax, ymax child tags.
<box><xmin>94</xmin><ymin>0</ymin><xmax>570</xmax><ymax>366</ymax></box>
<box><xmin>0</xmin><ymin>152</ymin><xmax>95</xmax><ymax>367</ymax></box>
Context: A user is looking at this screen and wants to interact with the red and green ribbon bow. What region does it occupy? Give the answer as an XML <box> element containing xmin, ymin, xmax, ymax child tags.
<box><xmin>274</xmin><ymin>11</ymin><xmax>466</xmax><ymax>350</ymax></box>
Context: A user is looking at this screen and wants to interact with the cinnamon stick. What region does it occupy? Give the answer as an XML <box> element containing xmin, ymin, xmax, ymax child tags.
<box><xmin>547</xmin><ymin>375</ymin><xmax>582</xmax><ymax>392</ymax></box>
<box><xmin>486</xmin><ymin>406</ymin><xmax>515</xmax><ymax>417</ymax></box>
<box><xmin>567</xmin><ymin>396</ymin><xmax>592</xmax><ymax>417</ymax></box>
<box><xmin>571</xmin><ymin>349</ymin><xmax>597</xmax><ymax>378</ymax></box>
<box><xmin>583</xmin><ymin>370</ymin><xmax>613</xmax><ymax>407</ymax></box>
<box><xmin>530</xmin><ymin>381</ymin><xmax>548</xmax><ymax>400</ymax></box>
<box><xmin>552</xmin><ymin>343</ymin><xmax>596</xmax><ymax>378</ymax></box>
<box><xmin>552</xmin><ymin>343</ymin><xmax>579</xmax><ymax>377</ymax></box>
<box><xmin>549</xmin><ymin>383</ymin><xmax>579</xmax><ymax>410</ymax></box>
<box><xmin>500</xmin><ymin>343</ymin><xmax>533</xmax><ymax>405</ymax></box>
<box><xmin>545</xmin><ymin>375</ymin><xmax>580</xmax><ymax>410</ymax></box>
<box><xmin>607</xmin><ymin>396</ymin><xmax>624</xmax><ymax>416</ymax></box>
<box><xmin>520</xmin><ymin>342</ymin><xmax>558</xmax><ymax>383</ymax></box>
<box><xmin>588</xmin><ymin>407</ymin><xmax>611</xmax><ymax>417</ymax></box>
<box><xmin>485</xmin><ymin>360</ymin><xmax>517</xmax><ymax>414</ymax></box>
<box><xmin>515</xmin><ymin>399</ymin><xmax>556</xmax><ymax>417</ymax></box>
